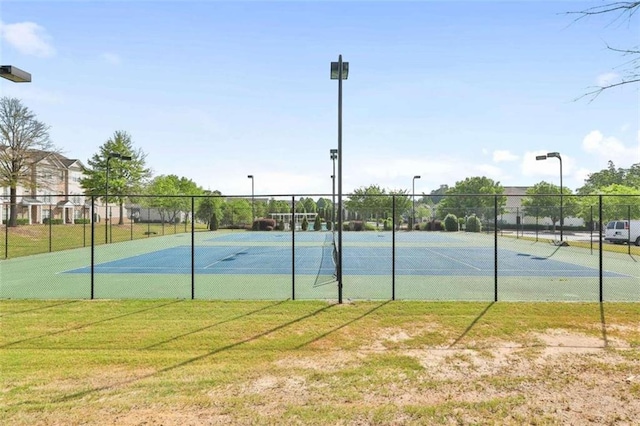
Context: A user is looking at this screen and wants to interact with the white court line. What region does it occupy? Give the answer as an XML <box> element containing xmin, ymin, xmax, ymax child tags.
<box><xmin>420</xmin><ymin>247</ymin><xmax>482</xmax><ymax>271</ymax></box>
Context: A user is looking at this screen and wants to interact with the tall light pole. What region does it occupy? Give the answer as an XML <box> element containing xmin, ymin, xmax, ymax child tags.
<box><xmin>331</xmin><ymin>55</ymin><xmax>348</xmax><ymax>304</ymax></box>
<box><xmin>0</xmin><ymin>65</ymin><xmax>31</xmax><ymax>82</ymax></box>
<box><xmin>1</xmin><ymin>65</ymin><xmax>31</xmax><ymax>230</ymax></box>
<box><xmin>247</xmin><ymin>175</ymin><xmax>254</xmax><ymax>224</ymax></box>
<box><xmin>536</xmin><ymin>152</ymin><xmax>563</xmax><ymax>242</ymax></box>
<box><xmin>105</xmin><ymin>153</ymin><xmax>132</xmax><ymax>244</ymax></box>
<box><xmin>330</xmin><ymin>149</ymin><xmax>338</xmax><ymax>228</ymax></box>
<box><xmin>412</xmin><ymin>175</ymin><xmax>421</xmax><ymax>231</ymax></box>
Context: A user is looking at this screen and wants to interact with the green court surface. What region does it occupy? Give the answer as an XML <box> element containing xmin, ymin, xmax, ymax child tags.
<box><xmin>0</xmin><ymin>230</ymin><xmax>638</xmax><ymax>301</ymax></box>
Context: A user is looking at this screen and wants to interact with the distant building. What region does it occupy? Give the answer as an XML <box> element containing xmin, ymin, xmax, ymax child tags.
<box><xmin>501</xmin><ymin>186</ymin><xmax>584</xmax><ymax>227</ymax></box>
<box><xmin>0</xmin><ymin>149</ymin><xmax>90</xmax><ymax>224</ymax></box>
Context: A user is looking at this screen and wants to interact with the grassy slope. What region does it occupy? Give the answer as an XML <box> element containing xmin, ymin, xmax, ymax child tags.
<box><xmin>1</xmin><ymin>300</ymin><xmax>638</xmax><ymax>425</ymax></box>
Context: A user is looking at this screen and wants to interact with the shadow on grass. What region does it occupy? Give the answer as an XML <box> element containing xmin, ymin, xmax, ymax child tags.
<box><xmin>52</xmin><ymin>305</ymin><xmax>334</xmax><ymax>405</ymax></box>
<box><xmin>144</xmin><ymin>299</ymin><xmax>289</xmax><ymax>349</ymax></box>
<box><xmin>0</xmin><ymin>300</ymin><xmax>184</xmax><ymax>349</ymax></box>
<box><xmin>449</xmin><ymin>302</ymin><xmax>495</xmax><ymax>348</ymax></box>
<box><xmin>0</xmin><ymin>300</ymin><xmax>80</xmax><ymax>317</ymax></box>
<box><xmin>294</xmin><ymin>300</ymin><xmax>391</xmax><ymax>349</ymax></box>
<box><xmin>600</xmin><ymin>302</ymin><xmax>609</xmax><ymax>348</ymax></box>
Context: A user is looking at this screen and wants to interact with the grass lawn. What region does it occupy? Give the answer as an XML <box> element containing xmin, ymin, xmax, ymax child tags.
<box><xmin>1</xmin><ymin>300</ymin><xmax>638</xmax><ymax>425</ymax></box>
<box><xmin>0</xmin><ymin>222</ymin><xmax>211</xmax><ymax>258</ymax></box>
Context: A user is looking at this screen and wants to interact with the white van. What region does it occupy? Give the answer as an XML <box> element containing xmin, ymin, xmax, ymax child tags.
<box><xmin>604</xmin><ymin>220</ymin><xmax>640</xmax><ymax>246</ymax></box>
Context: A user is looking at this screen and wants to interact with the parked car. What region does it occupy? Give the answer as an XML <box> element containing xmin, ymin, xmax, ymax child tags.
<box><xmin>604</xmin><ymin>220</ymin><xmax>640</xmax><ymax>246</ymax></box>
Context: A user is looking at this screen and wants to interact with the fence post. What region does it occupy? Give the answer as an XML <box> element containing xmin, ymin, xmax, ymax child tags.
<box><xmin>590</xmin><ymin>205</ymin><xmax>593</xmax><ymax>255</ymax></box>
<box><xmin>628</xmin><ymin>204</ymin><xmax>631</xmax><ymax>256</ymax></box>
<box><xmin>91</xmin><ymin>196</ymin><xmax>95</xmax><ymax>300</ymax></box>
<box><xmin>191</xmin><ymin>196</ymin><xmax>195</xmax><ymax>300</ymax></box>
<box><xmin>83</xmin><ymin>205</ymin><xmax>86</xmax><ymax>248</ymax></box>
<box><xmin>4</xmin><ymin>203</ymin><xmax>8</xmax><ymax>259</ymax></box>
<box><xmin>392</xmin><ymin>195</ymin><xmax>396</xmax><ymax>301</ymax></box>
<box><xmin>494</xmin><ymin>195</ymin><xmax>498</xmax><ymax>302</ymax></box>
<box><xmin>599</xmin><ymin>195</ymin><xmax>603</xmax><ymax>302</ymax></box>
<box><xmin>49</xmin><ymin>204</ymin><xmax>53</xmax><ymax>252</ymax></box>
<box><xmin>291</xmin><ymin>196</ymin><xmax>296</xmax><ymax>300</ymax></box>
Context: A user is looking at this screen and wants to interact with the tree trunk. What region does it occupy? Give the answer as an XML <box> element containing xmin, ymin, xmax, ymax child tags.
<box><xmin>9</xmin><ymin>187</ymin><xmax>18</xmax><ymax>227</ymax></box>
<box><xmin>119</xmin><ymin>200</ymin><xmax>125</xmax><ymax>225</ymax></box>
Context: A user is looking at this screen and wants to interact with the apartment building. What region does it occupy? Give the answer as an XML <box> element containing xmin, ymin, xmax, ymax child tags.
<box><xmin>1</xmin><ymin>149</ymin><xmax>89</xmax><ymax>224</ymax></box>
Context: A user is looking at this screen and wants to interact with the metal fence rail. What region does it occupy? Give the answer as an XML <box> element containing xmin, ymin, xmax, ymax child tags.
<box><xmin>1</xmin><ymin>194</ymin><xmax>638</xmax><ymax>301</ymax></box>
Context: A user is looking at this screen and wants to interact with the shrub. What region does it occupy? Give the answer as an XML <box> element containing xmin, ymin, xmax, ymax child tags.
<box><xmin>253</xmin><ymin>218</ymin><xmax>276</xmax><ymax>231</ymax></box>
<box><xmin>314</xmin><ymin>216</ymin><xmax>322</xmax><ymax>231</ymax></box>
<box><xmin>425</xmin><ymin>219</ymin><xmax>443</xmax><ymax>231</ymax></box>
<box><xmin>2</xmin><ymin>219</ymin><xmax>30</xmax><ymax>225</ymax></box>
<box><xmin>364</xmin><ymin>222</ymin><xmax>376</xmax><ymax>231</ymax></box>
<box><xmin>349</xmin><ymin>220</ymin><xmax>363</xmax><ymax>231</ymax></box>
<box><xmin>383</xmin><ymin>218</ymin><xmax>392</xmax><ymax>231</ymax></box>
<box><xmin>301</xmin><ymin>217</ymin><xmax>309</xmax><ymax>231</ymax></box>
<box><xmin>343</xmin><ymin>222</ymin><xmax>350</xmax><ymax>231</ymax></box>
<box><xmin>277</xmin><ymin>219</ymin><xmax>285</xmax><ymax>231</ymax></box>
<box><xmin>466</xmin><ymin>215</ymin><xmax>482</xmax><ymax>232</ymax></box>
<box><xmin>326</xmin><ymin>221</ymin><xmax>332</xmax><ymax>231</ymax></box>
<box><xmin>74</xmin><ymin>219</ymin><xmax>90</xmax><ymax>224</ymax></box>
<box><xmin>43</xmin><ymin>218</ymin><xmax>64</xmax><ymax>225</ymax></box>
<box><xmin>444</xmin><ymin>214</ymin><xmax>459</xmax><ymax>231</ymax></box>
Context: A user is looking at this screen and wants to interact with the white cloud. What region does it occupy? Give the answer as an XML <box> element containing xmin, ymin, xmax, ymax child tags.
<box><xmin>492</xmin><ymin>150</ymin><xmax>519</xmax><ymax>163</ymax></box>
<box><xmin>101</xmin><ymin>52</ymin><xmax>122</xmax><ymax>65</ymax></box>
<box><xmin>582</xmin><ymin>130</ymin><xmax>639</xmax><ymax>165</ymax></box>
<box><xmin>0</xmin><ymin>21</ymin><xmax>55</xmax><ymax>57</ymax></box>
<box><xmin>596</xmin><ymin>72</ymin><xmax>620</xmax><ymax>87</ymax></box>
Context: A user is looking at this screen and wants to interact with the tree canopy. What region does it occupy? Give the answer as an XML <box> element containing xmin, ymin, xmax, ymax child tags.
<box><xmin>0</xmin><ymin>97</ymin><xmax>54</xmax><ymax>226</ymax></box>
<box><xmin>521</xmin><ymin>181</ymin><xmax>579</xmax><ymax>226</ymax></box>
<box><xmin>436</xmin><ymin>177</ymin><xmax>506</xmax><ymax>220</ymax></box>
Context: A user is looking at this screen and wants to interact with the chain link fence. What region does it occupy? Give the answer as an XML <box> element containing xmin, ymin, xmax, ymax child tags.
<box><xmin>1</xmin><ymin>193</ymin><xmax>638</xmax><ymax>301</ymax></box>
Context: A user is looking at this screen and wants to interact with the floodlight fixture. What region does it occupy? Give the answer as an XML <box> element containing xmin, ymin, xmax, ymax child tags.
<box><xmin>0</xmin><ymin>65</ymin><xmax>31</xmax><ymax>83</ymax></box>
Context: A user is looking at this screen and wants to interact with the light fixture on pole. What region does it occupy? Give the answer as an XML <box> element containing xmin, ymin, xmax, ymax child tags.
<box><xmin>247</xmin><ymin>175</ymin><xmax>255</xmax><ymax>224</ymax></box>
<box><xmin>536</xmin><ymin>152</ymin><xmax>563</xmax><ymax>242</ymax></box>
<box><xmin>331</xmin><ymin>55</ymin><xmax>348</xmax><ymax>304</ymax></box>
<box><xmin>0</xmin><ymin>65</ymin><xmax>31</xmax><ymax>83</ymax></box>
<box><xmin>412</xmin><ymin>175</ymin><xmax>421</xmax><ymax>231</ymax></box>
<box><xmin>105</xmin><ymin>153</ymin><xmax>132</xmax><ymax>244</ymax></box>
<box><xmin>330</xmin><ymin>149</ymin><xmax>338</xmax><ymax>228</ymax></box>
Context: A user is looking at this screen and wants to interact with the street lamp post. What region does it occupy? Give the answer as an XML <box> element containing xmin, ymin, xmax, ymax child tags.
<box><xmin>331</xmin><ymin>55</ymin><xmax>349</xmax><ymax>304</ymax></box>
<box><xmin>1</xmin><ymin>65</ymin><xmax>31</xmax><ymax>230</ymax></box>
<box><xmin>0</xmin><ymin>65</ymin><xmax>31</xmax><ymax>83</ymax></box>
<box><xmin>536</xmin><ymin>152</ymin><xmax>563</xmax><ymax>242</ymax></box>
<box><xmin>412</xmin><ymin>175</ymin><xmax>421</xmax><ymax>231</ymax></box>
<box><xmin>105</xmin><ymin>153</ymin><xmax>132</xmax><ymax>244</ymax></box>
<box><xmin>330</xmin><ymin>149</ymin><xmax>338</xmax><ymax>228</ymax></box>
<box><xmin>247</xmin><ymin>175</ymin><xmax>255</xmax><ymax>225</ymax></box>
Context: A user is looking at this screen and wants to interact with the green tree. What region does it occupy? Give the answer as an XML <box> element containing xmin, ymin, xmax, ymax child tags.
<box><xmin>221</xmin><ymin>199</ymin><xmax>252</xmax><ymax>226</ymax></box>
<box><xmin>521</xmin><ymin>181</ymin><xmax>579</xmax><ymax>229</ymax></box>
<box><xmin>436</xmin><ymin>177</ymin><xmax>506</xmax><ymax>221</ymax></box>
<box><xmin>80</xmin><ymin>131</ymin><xmax>151</xmax><ymax>224</ymax></box>
<box><xmin>577</xmin><ymin>161</ymin><xmax>640</xmax><ymax>194</ymax></box>
<box><xmin>0</xmin><ymin>97</ymin><xmax>54</xmax><ymax>226</ymax></box>
<box><xmin>577</xmin><ymin>184</ymin><xmax>640</xmax><ymax>223</ymax></box>
<box><xmin>144</xmin><ymin>175</ymin><xmax>202</xmax><ymax>223</ymax></box>
<box><xmin>196</xmin><ymin>190</ymin><xmax>223</xmax><ymax>230</ymax></box>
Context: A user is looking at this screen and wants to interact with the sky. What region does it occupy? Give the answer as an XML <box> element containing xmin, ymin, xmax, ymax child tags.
<box><xmin>1</xmin><ymin>0</ymin><xmax>638</xmax><ymax>198</ymax></box>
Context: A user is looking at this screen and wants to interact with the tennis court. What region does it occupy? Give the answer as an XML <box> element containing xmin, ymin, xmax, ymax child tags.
<box><xmin>1</xmin><ymin>230</ymin><xmax>638</xmax><ymax>301</ymax></box>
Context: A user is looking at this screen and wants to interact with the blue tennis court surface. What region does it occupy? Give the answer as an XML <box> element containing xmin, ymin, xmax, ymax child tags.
<box><xmin>66</xmin><ymin>245</ymin><xmax>627</xmax><ymax>277</ymax></box>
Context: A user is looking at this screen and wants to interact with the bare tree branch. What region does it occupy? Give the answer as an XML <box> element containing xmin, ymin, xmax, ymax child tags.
<box><xmin>566</xmin><ymin>2</ymin><xmax>640</xmax><ymax>99</ymax></box>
